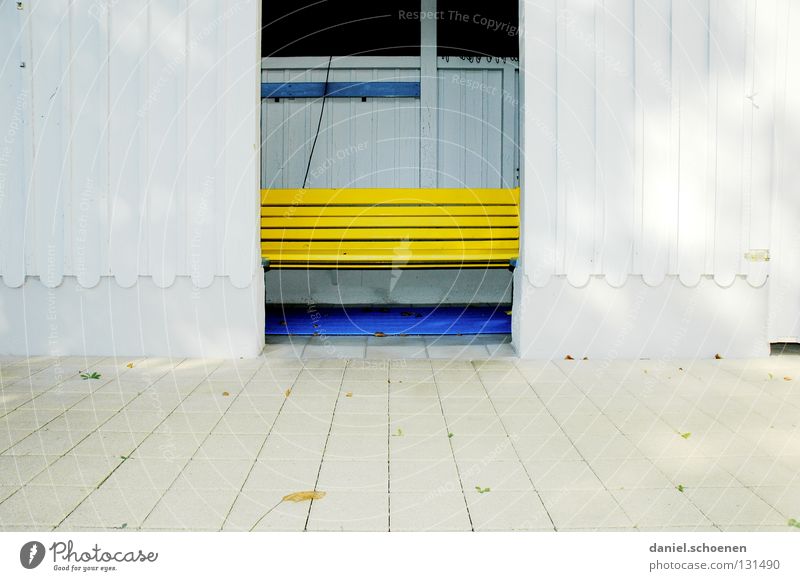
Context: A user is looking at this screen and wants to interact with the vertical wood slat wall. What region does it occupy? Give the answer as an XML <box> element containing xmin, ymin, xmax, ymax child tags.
<box><xmin>522</xmin><ymin>0</ymin><xmax>794</xmax><ymax>289</ymax></box>
<box><xmin>260</xmin><ymin>58</ymin><xmax>520</xmax><ymax>190</ymax></box>
<box><xmin>0</xmin><ymin>0</ymin><xmax>260</xmax><ymax>290</ymax></box>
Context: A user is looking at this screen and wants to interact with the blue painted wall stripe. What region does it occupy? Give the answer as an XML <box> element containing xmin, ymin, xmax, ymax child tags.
<box><xmin>261</xmin><ymin>81</ymin><xmax>421</xmax><ymax>99</ymax></box>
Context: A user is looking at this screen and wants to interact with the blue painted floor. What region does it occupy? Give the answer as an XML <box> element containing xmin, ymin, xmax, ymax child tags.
<box><xmin>265</xmin><ymin>305</ymin><xmax>512</xmax><ymax>336</ymax></box>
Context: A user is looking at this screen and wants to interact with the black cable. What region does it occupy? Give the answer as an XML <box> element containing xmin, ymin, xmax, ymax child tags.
<box><xmin>302</xmin><ymin>56</ymin><xmax>333</xmax><ymax>189</ymax></box>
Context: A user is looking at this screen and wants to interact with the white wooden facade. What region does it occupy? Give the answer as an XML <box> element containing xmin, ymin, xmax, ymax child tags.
<box><xmin>0</xmin><ymin>0</ymin><xmax>263</xmax><ymax>356</ymax></box>
<box><xmin>0</xmin><ymin>0</ymin><xmax>799</xmax><ymax>358</ymax></box>
<box><xmin>516</xmin><ymin>0</ymin><xmax>800</xmax><ymax>357</ymax></box>
<box><xmin>523</xmin><ymin>0</ymin><xmax>777</xmax><ymax>289</ymax></box>
<box><xmin>0</xmin><ymin>0</ymin><xmax>260</xmax><ymax>290</ymax></box>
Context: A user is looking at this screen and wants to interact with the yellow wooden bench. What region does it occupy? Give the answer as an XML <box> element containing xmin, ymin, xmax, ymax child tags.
<box><xmin>260</xmin><ymin>188</ymin><xmax>520</xmax><ymax>269</ymax></box>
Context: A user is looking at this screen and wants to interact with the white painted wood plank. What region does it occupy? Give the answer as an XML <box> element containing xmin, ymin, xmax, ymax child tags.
<box><xmin>437</xmin><ymin>69</ymin><xmax>462</xmax><ymax>187</ymax></box>
<box><xmin>703</xmin><ymin>7</ymin><xmax>719</xmax><ymax>278</ymax></box>
<box><xmin>711</xmin><ymin>0</ymin><xmax>747</xmax><ymax>287</ymax></box>
<box><xmin>302</xmin><ymin>69</ymin><xmax>326</xmax><ymax>189</ymax></box>
<box><xmin>352</xmin><ymin>68</ymin><xmax>373</xmax><ymax>187</ymax></box>
<box><xmin>767</xmin><ymin>0</ymin><xmax>800</xmax><ymax>340</ymax></box>
<box><xmin>262</xmin><ymin>69</ymin><xmax>285</xmax><ymax>188</ymax></box>
<box><xmin>597</xmin><ymin>0</ymin><xmax>635</xmax><ymax>287</ymax></box>
<box><xmin>369</xmin><ymin>69</ymin><xmax>378</xmax><ymax>187</ymax></box>
<box><xmin>223</xmin><ymin>0</ymin><xmax>259</xmax><ymax>288</ymax></box>
<box><xmin>635</xmin><ymin>0</ymin><xmax>673</xmax><ymax>287</ymax></box>
<box><xmin>591</xmin><ymin>0</ymin><xmax>604</xmax><ymax>275</ymax></box>
<box><xmin>20</xmin><ymin>0</ymin><xmax>36</xmax><ymax>284</ymax></box>
<box><xmin>173</xmin><ymin>2</ymin><xmax>188</xmax><ymax>282</ymax></box>
<box><xmin>312</xmin><ymin>67</ymin><xmax>332</xmax><ymax>189</ymax></box>
<box><xmin>70</xmin><ymin>0</ymin><xmax>109</xmax><ymax>288</ymax></box>
<box><xmin>522</xmin><ymin>0</ymin><xmax>559</xmax><ymax>284</ymax></box>
<box><xmin>420</xmin><ymin>0</ymin><xmax>437</xmax><ymax>187</ymax></box>
<box><xmin>0</xmin><ymin>1</ymin><xmax>28</xmax><ymax>288</ymax></box>
<box><xmin>213</xmin><ymin>5</ymin><xmax>228</xmax><ymax>276</ymax></box>
<box><xmin>329</xmin><ymin>68</ymin><xmax>350</xmax><ymax>187</ymax></box>
<box><xmin>674</xmin><ymin>0</ymin><xmax>711</xmax><ymax>286</ymax></box>
<box><xmin>186</xmin><ymin>0</ymin><xmax>220</xmax><ymax>288</ymax></box>
<box><xmin>745</xmin><ymin>0</ymin><xmax>777</xmax><ymax>287</ymax></box>
<box><xmin>31</xmin><ymin>0</ymin><xmax>70</xmax><ymax>288</ymax></box>
<box><xmin>485</xmin><ymin>69</ymin><xmax>504</xmax><ymax>187</ymax></box>
<box><xmin>375</xmin><ymin>69</ymin><xmax>397</xmax><ymax>188</ymax></box>
<box><xmin>285</xmin><ymin>69</ymin><xmax>314</xmax><ymax>188</ymax></box>
<box><xmin>108</xmin><ymin>0</ymin><xmax>147</xmax><ymax>288</ymax></box>
<box><xmin>259</xmin><ymin>69</ymin><xmax>269</xmax><ymax>188</ymax></box>
<box><xmin>397</xmin><ymin>71</ymin><xmax>420</xmax><ymax>187</ymax></box>
<box><xmin>500</xmin><ymin>67</ymin><xmax>517</xmax><ymax>188</ymax></box>
<box><xmin>391</xmin><ymin>70</ymin><xmax>404</xmax><ymax>187</ymax></box>
<box><xmin>558</xmin><ymin>0</ymin><xmax>596</xmax><ymax>286</ymax></box>
<box><xmin>464</xmin><ymin>70</ymin><xmax>484</xmax><ymax>187</ymax></box>
<box><xmin>146</xmin><ymin>0</ymin><xmax>183</xmax><ymax>288</ymax></box>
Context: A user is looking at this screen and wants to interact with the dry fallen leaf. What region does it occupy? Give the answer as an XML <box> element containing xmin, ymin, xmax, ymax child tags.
<box><xmin>784</xmin><ymin>376</ymin><xmax>793</xmax><ymax>381</ymax></box>
<box><xmin>222</xmin><ymin>391</ymin><xmax>230</xmax><ymax>397</ymax></box>
<box><xmin>714</xmin><ymin>353</ymin><xmax>723</xmax><ymax>359</ymax></box>
<box><xmin>582</xmin><ymin>356</ymin><xmax>588</xmax><ymax>360</ymax></box>
<box><xmin>564</xmin><ymin>355</ymin><xmax>574</xmax><ymax>360</ymax></box>
<box><xmin>345</xmin><ymin>392</ymin><xmax>353</xmax><ymax>398</ymax></box>
<box><xmin>284</xmin><ymin>388</ymin><xmax>292</xmax><ymax>397</ymax></box>
<box><xmin>126</xmin><ymin>362</ymin><xmax>134</xmax><ymax>369</ymax></box>
<box><xmin>505</xmin><ymin>310</ymin><xmax>513</xmax><ymax>316</ymax></box>
<box><xmin>282</xmin><ymin>491</ymin><xmax>325</xmax><ymax>503</ymax></box>
<box><xmin>374</xmin><ymin>332</ymin><xmax>386</xmax><ymax>337</ymax></box>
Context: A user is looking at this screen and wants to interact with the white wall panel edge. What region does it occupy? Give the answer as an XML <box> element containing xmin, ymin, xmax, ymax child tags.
<box><xmin>519</xmin><ymin>0</ymin><xmax>557</xmax><ymax>288</ymax></box>
<box><xmin>512</xmin><ymin>273</ymin><xmax>770</xmax><ymax>359</ymax></box>
<box><xmin>223</xmin><ymin>0</ymin><xmax>260</xmax><ymax>290</ymax></box>
<box><xmin>0</xmin><ymin>274</ymin><xmax>265</xmax><ymax>358</ymax></box>
<box><xmin>766</xmin><ymin>0</ymin><xmax>800</xmax><ymax>342</ymax></box>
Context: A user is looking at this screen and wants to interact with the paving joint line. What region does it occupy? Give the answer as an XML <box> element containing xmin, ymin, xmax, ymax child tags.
<box><xmin>133</xmin><ymin>360</ymin><xmax>263</xmax><ymax>530</ymax></box>
<box><xmin>219</xmin><ymin>360</ymin><xmax>299</xmax><ymax>531</ymax></box>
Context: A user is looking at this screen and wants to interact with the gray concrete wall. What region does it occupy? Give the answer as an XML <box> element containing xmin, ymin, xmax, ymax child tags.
<box><xmin>265</xmin><ymin>269</ymin><xmax>512</xmax><ymax>305</ymax></box>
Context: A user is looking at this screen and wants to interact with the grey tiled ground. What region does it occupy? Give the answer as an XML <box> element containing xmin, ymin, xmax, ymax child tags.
<box><xmin>1</xmin><ymin>344</ymin><xmax>799</xmax><ymax>532</ymax></box>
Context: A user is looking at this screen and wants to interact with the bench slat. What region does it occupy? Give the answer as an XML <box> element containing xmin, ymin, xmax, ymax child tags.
<box><xmin>266</xmin><ymin>249</ymin><xmax>517</xmax><ymax>264</ymax></box>
<box><xmin>261</xmin><ymin>227</ymin><xmax>519</xmax><ymax>241</ymax></box>
<box><xmin>261</xmin><ymin>206</ymin><xmax>517</xmax><ymax>217</ymax></box>
<box><xmin>262</xmin><ymin>240</ymin><xmax>519</xmax><ymax>251</ymax></box>
<box><xmin>260</xmin><ymin>188</ymin><xmax>519</xmax><ymax>269</ymax></box>
<box><xmin>261</xmin><ymin>188</ymin><xmax>520</xmax><ymax>206</ymax></box>
<box><xmin>261</xmin><ymin>216</ymin><xmax>519</xmax><ymax>228</ymax></box>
